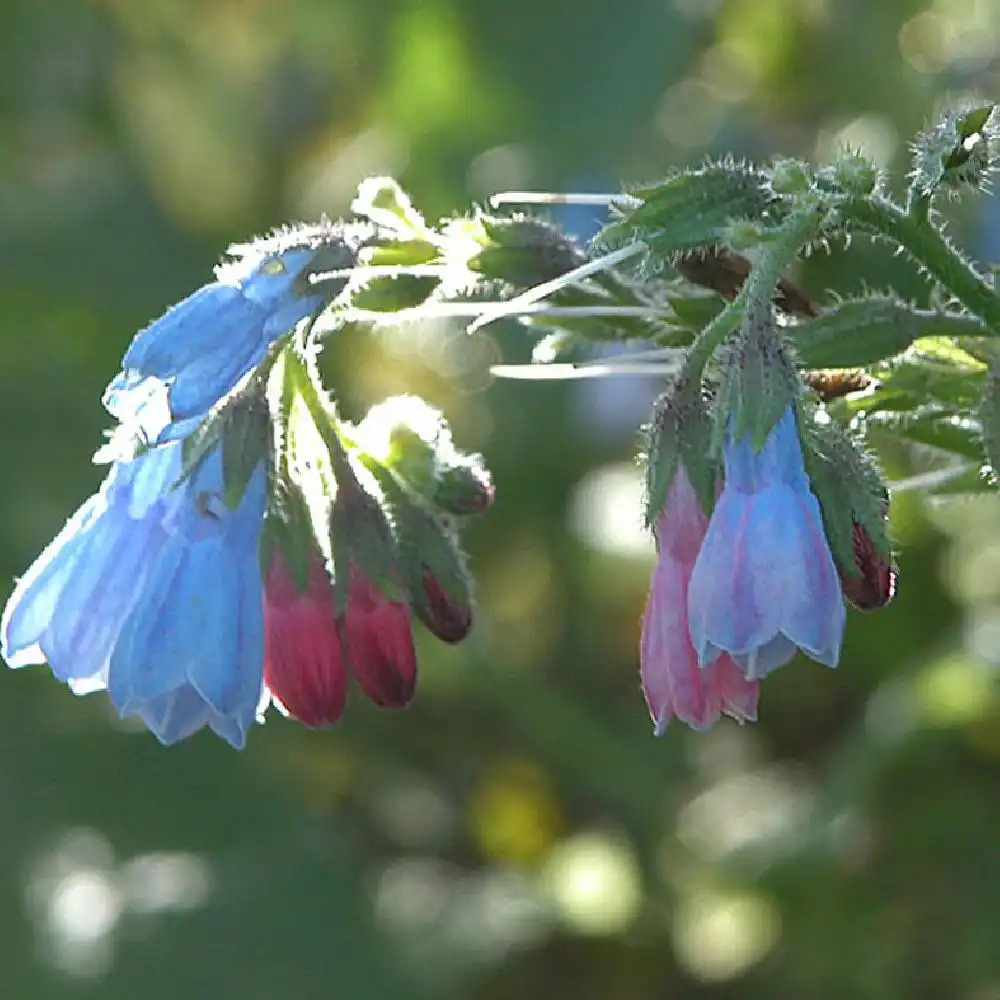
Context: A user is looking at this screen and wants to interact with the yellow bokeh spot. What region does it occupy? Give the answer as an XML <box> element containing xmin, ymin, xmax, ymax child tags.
<box><xmin>468</xmin><ymin>759</ymin><xmax>561</xmax><ymax>866</ymax></box>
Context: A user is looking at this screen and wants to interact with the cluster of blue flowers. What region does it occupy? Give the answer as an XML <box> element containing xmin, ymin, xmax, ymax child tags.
<box><xmin>1</xmin><ymin>225</ymin><xmax>363</xmax><ymax>747</ymax></box>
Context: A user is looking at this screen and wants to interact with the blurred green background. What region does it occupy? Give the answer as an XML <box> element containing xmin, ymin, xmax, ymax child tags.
<box><xmin>2</xmin><ymin>0</ymin><xmax>1000</xmax><ymax>997</ymax></box>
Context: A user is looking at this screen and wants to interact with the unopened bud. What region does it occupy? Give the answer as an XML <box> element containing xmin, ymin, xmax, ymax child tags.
<box><xmin>353</xmin><ymin>395</ymin><xmax>494</xmax><ymax>515</ymax></box>
<box><xmin>360</xmin><ymin>456</ymin><xmax>475</xmax><ymax>643</ymax></box>
<box><xmin>470</xmin><ymin>216</ymin><xmax>586</xmax><ymax>286</ymax></box>
<box><xmin>433</xmin><ymin>456</ymin><xmax>494</xmax><ymax>514</ymax></box>
<box><xmin>909</xmin><ymin>102</ymin><xmax>1000</xmax><ymax>202</ymax></box>
<box><xmin>770</xmin><ymin>158</ymin><xmax>812</xmax><ymax>196</ymax></box>
<box><xmin>801</xmin><ymin>413</ymin><xmax>896</xmax><ymax>611</ymax></box>
<box><xmin>830</xmin><ymin>150</ymin><xmax>877</xmax><ymax>197</ymax></box>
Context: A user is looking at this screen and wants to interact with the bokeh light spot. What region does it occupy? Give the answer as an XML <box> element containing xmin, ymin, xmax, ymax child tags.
<box><xmin>541</xmin><ymin>831</ymin><xmax>641</xmax><ymax>935</ymax></box>
<box><xmin>673</xmin><ymin>890</ymin><xmax>781</xmax><ymax>982</ymax></box>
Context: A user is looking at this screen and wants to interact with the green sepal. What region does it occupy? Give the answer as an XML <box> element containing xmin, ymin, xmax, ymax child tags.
<box><xmin>643</xmin><ymin>378</ymin><xmax>716</xmax><ymax>523</ymax></box>
<box><xmin>179</xmin><ymin>363</ymin><xmax>273</xmax><ymax>510</ymax></box>
<box><xmin>352</xmin><ymin>395</ymin><xmax>494</xmax><ymax>515</ymax></box>
<box><xmin>330</xmin><ymin>456</ymin><xmax>408</xmax><ymax>613</ymax></box>
<box><xmin>714</xmin><ymin>307</ymin><xmax>800</xmax><ymax>453</ymax></box>
<box><xmin>362</xmin><ymin>458</ymin><xmax>473</xmax><ymax>632</ymax></box>
<box><xmin>259</xmin><ymin>480</ymin><xmax>322</xmax><ymax>595</ymax></box>
<box><xmin>349</xmin><ymin>274</ymin><xmax>440</xmax><ymax>312</ymax></box>
<box><xmin>220</xmin><ymin>391</ymin><xmax>270</xmax><ymax>511</ymax></box>
<box><xmin>470</xmin><ymin>215</ymin><xmax>587</xmax><ymax>286</ymax></box>
<box><xmin>432</xmin><ymin>454</ymin><xmax>494</xmax><ymax>515</ymax></box>
<box><xmin>351</xmin><ymin>176</ymin><xmax>430</xmax><ymax>237</ymax></box>
<box><xmin>364</xmin><ymin>238</ymin><xmax>440</xmax><ymax>268</ymax></box>
<box><xmin>800</xmin><ymin>413</ymin><xmax>892</xmax><ymax>575</ymax></box>
<box><xmin>769</xmin><ymin>158</ymin><xmax>813</xmax><ymax>196</ymax></box>
<box><xmin>263</xmin><ymin>345</ymin><xmax>340</xmax><ymax>590</ymax></box>
<box><xmin>352</xmin><ymin>396</ymin><xmax>442</xmax><ymax>500</ymax></box>
<box><xmin>827</xmin><ymin>150</ymin><xmax>878</xmax><ymax>198</ymax></box>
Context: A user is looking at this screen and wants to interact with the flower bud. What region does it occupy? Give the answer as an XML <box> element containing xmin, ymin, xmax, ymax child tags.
<box><xmin>264</xmin><ymin>549</ymin><xmax>347</xmax><ymax>727</ymax></box>
<box><xmin>363</xmin><ymin>459</ymin><xmax>475</xmax><ymax>644</ymax></box>
<box><xmin>353</xmin><ymin>395</ymin><xmax>495</xmax><ymax>515</ymax></box>
<box><xmin>469</xmin><ymin>216</ymin><xmax>587</xmax><ymax>287</ymax></box>
<box><xmin>909</xmin><ymin>102</ymin><xmax>1000</xmax><ymax>202</ymax></box>
<box><xmin>801</xmin><ymin>413</ymin><xmax>896</xmax><ymax>612</ymax></box>
<box><xmin>829</xmin><ymin>150</ymin><xmax>877</xmax><ymax>197</ymax></box>
<box><xmin>770</xmin><ymin>158</ymin><xmax>813</xmax><ymax>195</ymax></box>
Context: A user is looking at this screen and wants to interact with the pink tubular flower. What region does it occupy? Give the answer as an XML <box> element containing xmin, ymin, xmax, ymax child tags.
<box><xmin>264</xmin><ymin>551</ymin><xmax>347</xmax><ymax>727</ymax></box>
<box><xmin>641</xmin><ymin>468</ymin><xmax>759</xmax><ymax>732</ymax></box>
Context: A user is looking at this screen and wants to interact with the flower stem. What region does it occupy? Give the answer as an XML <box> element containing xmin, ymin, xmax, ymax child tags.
<box><xmin>841</xmin><ymin>195</ymin><xmax>1000</xmax><ymax>332</ymax></box>
<box><xmin>683</xmin><ymin>205</ymin><xmax>825</xmax><ymax>380</ymax></box>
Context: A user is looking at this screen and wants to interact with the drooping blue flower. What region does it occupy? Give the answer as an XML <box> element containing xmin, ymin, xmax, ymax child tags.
<box><xmin>687</xmin><ymin>406</ymin><xmax>846</xmax><ymax>680</ymax></box>
<box><xmin>104</xmin><ymin>225</ymin><xmax>362</xmax><ymax>442</ymax></box>
<box><xmin>1</xmin><ymin>440</ymin><xmax>268</xmax><ymax>747</ymax></box>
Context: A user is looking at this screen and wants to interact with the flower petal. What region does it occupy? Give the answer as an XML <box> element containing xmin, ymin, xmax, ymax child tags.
<box><xmin>641</xmin><ymin>469</ymin><xmax>760</xmax><ymax>732</ymax></box>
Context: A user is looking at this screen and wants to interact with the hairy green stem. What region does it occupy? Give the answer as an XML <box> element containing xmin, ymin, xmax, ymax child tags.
<box><xmin>842</xmin><ymin>195</ymin><xmax>1000</xmax><ymax>332</ymax></box>
<box><xmin>683</xmin><ymin>205</ymin><xmax>825</xmax><ymax>380</ymax></box>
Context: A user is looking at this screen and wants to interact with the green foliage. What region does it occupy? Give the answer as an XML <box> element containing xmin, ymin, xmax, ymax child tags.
<box><xmin>6</xmin><ymin>4</ymin><xmax>1000</xmax><ymax>1000</ymax></box>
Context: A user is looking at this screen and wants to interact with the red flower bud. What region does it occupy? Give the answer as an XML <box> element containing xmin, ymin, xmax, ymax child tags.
<box><xmin>840</xmin><ymin>519</ymin><xmax>897</xmax><ymax>611</ymax></box>
<box><xmin>417</xmin><ymin>567</ymin><xmax>472</xmax><ymax>643</ymax></box>
<box><xmin>263</xmin><ymin>552</ymin><xmax>347</xmax><ymax>727</ymax></box>
<box><xmin>342</xmin><ymin>568</ymin><xmax>417</xmax><ymax>709</ymax></box>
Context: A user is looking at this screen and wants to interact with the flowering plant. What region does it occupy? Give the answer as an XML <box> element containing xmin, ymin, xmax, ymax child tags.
<box><xmin>6</xmin><ymin>101</ymin><xmax>1000</xmax><ymax>743</ymax></box>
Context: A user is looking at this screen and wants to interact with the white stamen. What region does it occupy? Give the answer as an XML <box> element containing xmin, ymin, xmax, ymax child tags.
<box><xmin>467</xmin><ymin>241</ymin><xmax>648</xmax><ymax>334</ymax></box>
<box><xmin>488</xmin><ymin>191</ymin><xmax>643</xmax><ymax>209</ymax></box>
<box><xmin>490</xmin><ymin>360</ymin><xmax>683</xmax><ymax>380</ymax></box>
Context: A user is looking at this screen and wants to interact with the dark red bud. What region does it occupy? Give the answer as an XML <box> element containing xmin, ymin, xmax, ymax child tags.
<box><xmin>417</xmin><ymin>568</ymin><xmax>472</xmax><ymax>643</ymax></box>
<box><xmin>434</xmin><ymin>463</ymin><xmax>495</xmax><ymax>514</ymax></box>
<box><xmin>840</xmin><ymin>519</ymin><xmax>897</xmax><ymax>611</ymax></box>
<box><xmin>343</xmin><ymin>569</ymin><xmax>418</xmax><ymax>709</ymax></box>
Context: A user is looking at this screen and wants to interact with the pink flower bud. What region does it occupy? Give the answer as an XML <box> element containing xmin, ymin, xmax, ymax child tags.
<box><xmin>641</xmin><ymin>468</ymin><xmax>759</xmax><ymax>731</ymax></box>
<box><xmin>342</xmin><ymin>568</ymin><xmax>417</xmax><ymax>709</ymax></box>
<box><xmin>264</xmin><ymin>551</ymin><xmax>347</xmax><ymax>727</ymax></box>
